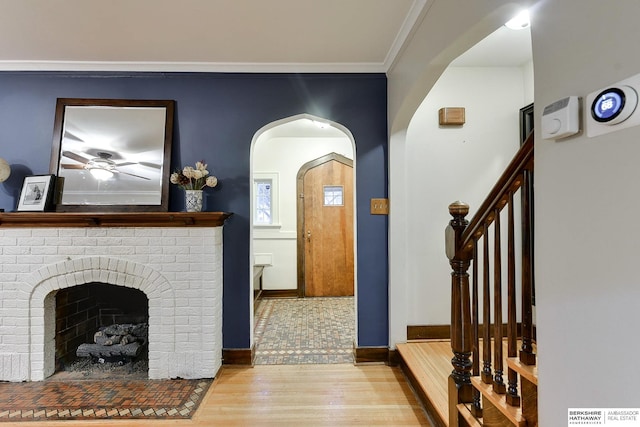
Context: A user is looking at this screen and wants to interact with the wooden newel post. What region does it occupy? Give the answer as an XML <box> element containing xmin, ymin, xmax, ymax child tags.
<box><xmin>446</xmin><ymin>201</ymin><xmax>473</xmax><ymax>426</ymax></box>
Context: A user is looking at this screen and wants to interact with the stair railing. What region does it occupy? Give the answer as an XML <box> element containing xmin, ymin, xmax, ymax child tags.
<box><xmin>446</xmin><ymin>132</ymin><xmax>535</xmax><ymax>425</ymax></box>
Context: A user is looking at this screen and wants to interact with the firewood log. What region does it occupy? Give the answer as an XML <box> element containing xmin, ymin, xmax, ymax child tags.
<box><xmin>120</xmin><ymin>334</ymin><xmax>137</xmax><ymax>345</ymax></box>
<box><xmin>76</xmin><ymin>342</ymin><xmax>142</xmax><ymax>358</ymax></box>
<box><xmin>95</xmin><ymin>334</ymin><xmax>121</xmax><ymax>346</ymax></box>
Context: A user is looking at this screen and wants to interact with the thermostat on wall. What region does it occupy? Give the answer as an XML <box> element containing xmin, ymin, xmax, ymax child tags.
<box><xmin>586</xmin><ymin>72</ymin><xmax>640</xmax><ymax>137</ymax></box>
<box><xmin>590</xmin><ymin>86</ymin><xmax>637</xmax><ymax>124</ymax></box>
<box><xmin>541</xmin><ymin>96</ymin><xmax>580</xmax><ymax>140</ymax></box>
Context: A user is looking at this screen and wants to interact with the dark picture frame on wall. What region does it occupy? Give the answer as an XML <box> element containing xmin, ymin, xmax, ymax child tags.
<box><xmin>16</xmin><ymin>174</ymin><xmax>56</xmax><ymax>212</ymax></box>
<box><xmin>49</xmin><ymin>98</ymin><xmax>175</xmax><ymax>212</ymax></box>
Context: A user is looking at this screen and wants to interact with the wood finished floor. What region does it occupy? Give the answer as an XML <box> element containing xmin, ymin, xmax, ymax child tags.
<box><xmin>397</xmin><ymin>340</ymin><xmax>451</xmax><ymax>425</ymax></box>
<box><xmin>0</xmin><ymin>364</ymin><xmax>432</xmax><ymax>426</ymax></box>
<box><xmin>397</xmin><ymin>339</ymin><xmax>538</xmax><ymax>427</ymax></box>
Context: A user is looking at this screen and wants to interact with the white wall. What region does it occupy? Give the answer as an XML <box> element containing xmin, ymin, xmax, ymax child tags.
<box><xmin>403</xmin><ymin>66</ymin><xmax>527</xmax><ymax>326</ymax></box>
<box><xmin>522</xmin><ymin>60</ymin><xmax>534</xmax><ymax>105</ymax></box>
<box><xmin>532</xmin><ymin>1</ymin><xmax>640</xmax><ymax>423</ymax></box>
<box><xmin>387</xmin><ymin>0</ymin><xmax>532</xmax><ymax>348</ymax></box>
<box><xmin>253</xmin><ymin>136</ymin><xmax>352</xmax><ymax>290</ymax></box>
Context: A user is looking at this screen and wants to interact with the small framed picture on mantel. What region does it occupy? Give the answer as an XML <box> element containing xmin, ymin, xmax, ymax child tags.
<box><xmin>16</xmin><ymin>174</ymin><xmax>56</xmax><ymax>212</ymax></box>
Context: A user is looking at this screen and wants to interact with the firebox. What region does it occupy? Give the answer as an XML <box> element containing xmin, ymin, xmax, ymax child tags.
<box><xmin>55</xmin><ymin>283</ymin><xmax>149</xmax><ymax>374</ymax></box>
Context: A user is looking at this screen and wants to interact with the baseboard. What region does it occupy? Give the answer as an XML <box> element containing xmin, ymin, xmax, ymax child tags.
<box><xmin>388</xmin><ymin>348</ymin><xmax>400</xmax><ymax>366</ymax></box>
<box><xmin>354</xmin><ymin>346</ymin><xmax>389</xmax><ymax>364</ymax></box>
<box><xmin>407</xmin><ymin>325</ymin><xmax>450</xmax><ymax>340</ymax></box>
<box><xmin>407</xmin><ymin>323</ymin><xmax>525</xmax><ymax>341</ymax></box>
<box><xmin>258</xmin><ymin>289</ymin><xmax>299</xmax><ymax>299</ymax></box>
<box><xmin>222</xmin><ymin>346</ymin><xmax>255</xmax><ymax>366</ymax></box>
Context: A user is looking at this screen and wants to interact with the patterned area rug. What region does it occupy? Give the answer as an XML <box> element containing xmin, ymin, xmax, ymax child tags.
<box><xmin>0</xmin><ymin>378</ymin><xmax>211</xmax><ymax>422</ymax></box>
<box><xmin>254</xmin><ymin>297</ymin><xmax>355</xmax><ymax>364</ymax></box>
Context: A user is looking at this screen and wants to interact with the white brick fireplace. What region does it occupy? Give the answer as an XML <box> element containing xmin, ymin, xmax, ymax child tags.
<box><xmin>0</xmin><ymin>213</ymin><xmax>228</xmax><ymax>382</ymax></box>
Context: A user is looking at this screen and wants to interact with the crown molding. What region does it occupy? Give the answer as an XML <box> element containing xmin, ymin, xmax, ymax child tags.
<box><xmin>383</xmin><ymin>0</ymin><xmax>429</xmax><ymax>70</ymax></box>
<box><xmin>0</xmin><ymin>60</ymin><xmax>387</xmax><ymax>74</ymax></box>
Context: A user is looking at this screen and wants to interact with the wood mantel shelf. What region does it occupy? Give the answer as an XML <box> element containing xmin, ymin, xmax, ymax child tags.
<box><xmin>0</xmin><ymin>211</ymin><xmax>233</xmax><ymax>228</ymax></box>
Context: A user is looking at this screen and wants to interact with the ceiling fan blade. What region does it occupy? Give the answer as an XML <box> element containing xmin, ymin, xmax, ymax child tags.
<box><xmin>115</xmin><ymin>162</ymin><xmax>137</xmax><ymax>167</ymax></box>
<box><xmin>138</xmin><ymin>161</ymin><xmax>162</xmax><ymax>170</ymax></box>
<box><xmin>113</xmin><ymin>170</ymin><xmax>151</xmax><ymax>180</ymax></box>
<box><xmin>60</xmin><ymin>163</ymin><xmax>85</xmax><ymax>169</ymax></box>
<box><xmin>63</xmin><ymin>130</ymin><xmax>85</xmax><ymax>143</ymax></box>
<box><xmin>62</xmin><ymin>151</ymin><xmax>91</xmax><ymax>164</ymax></box>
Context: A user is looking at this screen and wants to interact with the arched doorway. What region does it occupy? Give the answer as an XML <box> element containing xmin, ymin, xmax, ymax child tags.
<box><xmin>249</xmin><ymin>114</ymin><xmax>358</xmax><ymax>364</ymax></box>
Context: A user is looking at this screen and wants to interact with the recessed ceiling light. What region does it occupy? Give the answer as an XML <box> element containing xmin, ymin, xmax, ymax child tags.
<box><xmin>505</xmin><ymin>10</ymin><xmax>530</xmax><ymax>30</ymax></box>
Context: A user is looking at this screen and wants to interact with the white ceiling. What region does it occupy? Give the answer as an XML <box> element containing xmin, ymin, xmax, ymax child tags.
<box><xmin>0</xmin><ymin>0</ymin><xmax>419</xmax><ymax>72</ymax></box>
<box><xmin>0</xmin><ymin>0</ymin><xmax>531</xmax><ymax>73</ymax></box>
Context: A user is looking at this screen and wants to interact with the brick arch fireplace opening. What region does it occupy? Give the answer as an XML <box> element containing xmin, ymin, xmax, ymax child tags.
<box><xmin>54</xmin><ymin>283</ymin><xmax>149</xmax><ymax>375</ymax></box>
<box><xmin>34</xmin><ymin>257</ymin><xmax>177</xmax><ymax>381</ymax></box>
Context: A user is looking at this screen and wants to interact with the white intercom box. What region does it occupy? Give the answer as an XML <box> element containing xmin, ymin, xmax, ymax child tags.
<box><xmin>541</xmin><ymin>96</ymin><xmax>580</xmax><ymax>140</ymax></box>
<box><xmin>586</xmin><ymin>73</ymin><xmax>640</xmax><ymax>137</ymax></box>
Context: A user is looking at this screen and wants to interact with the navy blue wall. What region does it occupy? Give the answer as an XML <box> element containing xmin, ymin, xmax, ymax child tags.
<box><xmin>0</xmin><ymin>72</ymin><xmax>388</xmax><ymax>348</ymax></box>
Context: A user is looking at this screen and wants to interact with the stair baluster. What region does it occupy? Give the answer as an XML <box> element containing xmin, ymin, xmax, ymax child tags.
<box><xmin>481</xmin><ymin>227</ymin><xmax>492</xmax><ymax>385</ymax></box>
<box><xmin>506</xmin><ymin>192</ymin><xmax>521</xmax><ymax>406</ymax></box>
<box><xmin>520</xmin><ymin>169</ymin><xmax>536</xmax><ymax>366</ymax></box>
<box><xmin>471</xmin><ymin>244</ymin><xmax>482</xmax><ymax>417</ymax></box>
<box><xmin>492</xmin><ymin>208</ymin><xmax>506</xmax><ymax>394</ymax></box>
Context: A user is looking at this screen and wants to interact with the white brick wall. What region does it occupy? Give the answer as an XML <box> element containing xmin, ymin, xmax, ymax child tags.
<box><xmin>0</xmin><ymin>226</ymin><xmax>224</xmax><ymax>382</ymax></box>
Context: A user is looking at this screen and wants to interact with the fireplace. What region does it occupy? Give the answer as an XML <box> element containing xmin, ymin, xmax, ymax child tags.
<box><xmin>55</xmin><ymin>283</ymin><xmax>149</xmax><ymax>373</ymax></box>
<box><xmin>0</xmin><ymin>212</ymin><xmax>229</xmax><ymax>382</ymax></box>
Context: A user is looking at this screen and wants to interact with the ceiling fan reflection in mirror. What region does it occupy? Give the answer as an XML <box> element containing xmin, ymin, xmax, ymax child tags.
<box><xmin>61</xmin><ymin>151</ymin><xmax>151</xmax><ymax>181</ymax></box>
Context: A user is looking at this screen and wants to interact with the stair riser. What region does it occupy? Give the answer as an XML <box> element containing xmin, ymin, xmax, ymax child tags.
<box><xmin>482</xmin><ymin>399</ymin><xmax>520</xmax><ymax>427</ymax></box>
<box><xmin>521</xmin><ymin>377</ymin><xmax>538</xmax><ymax>427</ymax></box>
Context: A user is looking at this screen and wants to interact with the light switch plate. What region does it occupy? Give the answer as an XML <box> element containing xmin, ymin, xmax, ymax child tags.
<box><xmin>370</xmin><ymin>198</ymin><xmax>389</xmax><ymax>215</ymax></box>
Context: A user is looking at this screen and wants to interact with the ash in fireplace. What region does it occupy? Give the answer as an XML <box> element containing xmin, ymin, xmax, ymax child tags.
<box><xmin>58</xmin><ymin>357</ymin><xmax>148</xmax><ymax>380</ymax></box>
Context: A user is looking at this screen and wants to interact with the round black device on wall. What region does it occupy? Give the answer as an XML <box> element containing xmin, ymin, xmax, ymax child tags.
<box><xmin>591</xmin><ymin>87</ymin><xmax>625</xmax><ymax>122</ymax></box>
<box><xmin>591</xmin><ymin>86</ymin><xmax>638</xmax><ymax>125</ymax></box>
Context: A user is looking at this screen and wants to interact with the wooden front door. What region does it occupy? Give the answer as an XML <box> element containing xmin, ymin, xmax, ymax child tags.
<box><xmin>297</xmin><ymin>153</ymin><xmax>354</xmax><ymax>297</ymax></box>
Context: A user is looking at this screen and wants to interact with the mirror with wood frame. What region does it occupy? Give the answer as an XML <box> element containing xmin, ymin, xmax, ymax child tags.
<box><xmin>49</xmin><ymin>98</ymin><xmax>175</xmax><ymax>212</ymax></box>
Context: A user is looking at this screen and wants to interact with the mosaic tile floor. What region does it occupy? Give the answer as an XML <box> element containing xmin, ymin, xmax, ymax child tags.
<box><xmin>0</xmin><ymin>378</ymin><xmax>211</xmax><ymax>422</ymax></box>
<box><xmin>254</xmin><ymin>296</ymin><xmax>355</xmax><ymax>365</ymax></box>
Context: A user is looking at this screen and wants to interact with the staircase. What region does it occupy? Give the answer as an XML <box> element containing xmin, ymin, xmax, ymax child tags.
<box><xmin>454</xmin><ymin>345</ymin><xmax>538</xmax><ymax>427</ymax></box>
<box><xmin>398</xmin><ymin>134</ymin><xmax>537</xmax><ymax>427</ymax></box>
<box><xmin>446</xmin><ymin>133</ymin><xmax>536</xmax><ymax>426</ymax></box>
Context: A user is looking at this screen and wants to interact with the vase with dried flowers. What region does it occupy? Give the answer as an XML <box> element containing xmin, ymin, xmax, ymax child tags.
<box><xmin>170</xmin><ymin>161</ymin><xmax>218</xmax><ymax>212</ymax></box>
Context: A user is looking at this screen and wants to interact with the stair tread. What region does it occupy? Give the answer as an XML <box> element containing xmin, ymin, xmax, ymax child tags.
<box><xmin>507</xmin><ymin>357</ymin><xmax>538</xmax><ymax>386</ymax></box>
<box><xmin>456</xmin><ymin>403</ymin><xmax>482</xmax><ymax>427</ymax></box>
<box><xmin>471</xmin><ymin>377</ymin><xmax>527</xmax><ymax>427</ymax></box>
<box><xmin>397</xmin><ymin>342</ymin><xmax>450</xmax><ymax>425</ymax></box>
